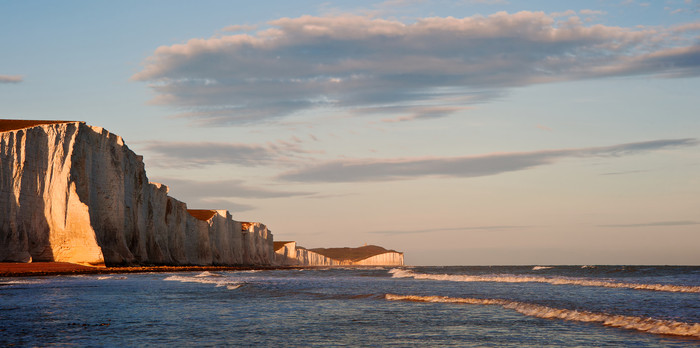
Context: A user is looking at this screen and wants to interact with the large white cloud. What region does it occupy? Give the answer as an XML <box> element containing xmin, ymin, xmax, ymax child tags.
<box><xmin>133</xmin><ymin>12</ymin><xmax>700</xmax><ymax>124</ymax></box>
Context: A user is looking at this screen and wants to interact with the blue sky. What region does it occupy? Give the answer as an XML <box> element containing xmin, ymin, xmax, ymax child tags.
<box><xmin>2</xmin><ymin>0</ymin><xmax>699</xmax><ymax>265</ymax></box>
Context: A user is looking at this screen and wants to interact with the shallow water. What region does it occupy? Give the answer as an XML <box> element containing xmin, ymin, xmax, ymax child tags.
<box><xmin>1</xmin><ymin>266</ymin><xmax>698</xmax><ymax>346</ymax></box>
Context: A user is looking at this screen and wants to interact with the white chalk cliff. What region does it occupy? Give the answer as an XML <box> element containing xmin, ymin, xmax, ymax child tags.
<box><xmin>0</xmin><ymin>121</ymin><xmax>273</xmax><ymax>266</ymax></box>
<box><xmin>274</xmin><ymin>243</ymin><xmax>404</xmax><ymax>266</ymax></box>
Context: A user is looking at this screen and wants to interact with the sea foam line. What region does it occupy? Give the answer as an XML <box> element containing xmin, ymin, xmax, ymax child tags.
<box><xmin>385</xmin><ymin>294</ymin><xmax>700</xmax><ymax>338</ymax></box>
<box><xmin>389</xmin><ymin>269</ymin><xmax>700</xmax><ymax>293</ymax></box>
<box><xmin>164</xmin><ymin>273</ymin><xmax>243</xmax><ymax>290</ymax></box>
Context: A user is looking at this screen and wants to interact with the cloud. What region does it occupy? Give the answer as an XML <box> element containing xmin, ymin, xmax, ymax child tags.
<box><xmin>369</xmin><ymin>225</ymin><xmax>530</xmax><ymax>235</ymax></box>
<box><xmin>621</xmin><ymin>0</ymin><xmax>649</xmax><ymax>7</ymax></box>
<box><xmin>598</xmin><ymin>221</ymin><xmax>700</xmax><ymax>228</ymax></box>
<box><xmin>150</xmin><ymin>177</ymin><xmax>313</xmax><ymax>207</ymax></box>
<box><xmin>133</xmin><ymin>12</ymin><xmax>700</xmax><ymax>124</ymax></box>
<box><xmin>600</xmin><ymin>169</ymin><xmax>648</xmax><ymax>176</ymax></box>
<box><xmin>141</xmin><ymin>139</ymin><xmax>318</xmax><ymax>167</ymax></box>
<box><xmin>579</xmin><ymin>9</ymin><xmax>607</xmax><ymax>15</ymax></box>
<box><xmin>0</xmin><ymin>75</ymin><xmax>23</xmax><ymax>84</ymax></box>
<box><xmin>536</xmin><ymin>124</ymin><xmax>553</xmax><ymax>132</ymax></box>
<box><xmin>278</xmin><ymin>138</ymin><xmax>698</xmax><ymax>182</ymax></box>
<box><xmin>357</xmin><ymin>105</ymin><xmax>474</xmax><ymax>123</ymax></box>
<box><xmin>666</xmin><ymin>1</ymin><xmax>700</xmax><ymax>14</ymax></box>
<box><xmin>672</xmin><ymin>22</ymin><xmax>700</xmax><ymax>32</ymax></box>
<box><xmin>192</xmin><ymin>198</ymin><xmax>256</xmax><ymax>213</ymax></box>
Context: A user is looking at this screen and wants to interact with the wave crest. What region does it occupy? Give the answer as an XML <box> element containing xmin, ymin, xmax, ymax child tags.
<box><xmin>164</xmin><ymin>275</ymin><xmax>243</xmax><ymax>290</ymax></box>
<box><xmin>385</xmin><ymin>294</ymin><xmax>700</xmax><ymax>338</ymax></box>
<box><xmin>388</xmin><ymin>269</ymin><xmax>700</xmax><ymax>293</ymax></box>
<box><xmin>194</xmin><ymin>271</ymin><xmax>222</xmax><ymax>278</ymax></box>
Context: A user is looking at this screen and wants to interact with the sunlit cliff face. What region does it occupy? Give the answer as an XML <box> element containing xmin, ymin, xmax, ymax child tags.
<box><xmin>0</xmin><ymin>122</ymin><xmax>274</xmax><ymax>266</ymax></box>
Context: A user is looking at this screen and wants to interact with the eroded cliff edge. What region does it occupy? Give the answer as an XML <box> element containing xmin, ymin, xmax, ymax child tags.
<box><xmin>0</xmin><ymin>121</ymin><xmax>273</xmax><ymax>266</ymax></box>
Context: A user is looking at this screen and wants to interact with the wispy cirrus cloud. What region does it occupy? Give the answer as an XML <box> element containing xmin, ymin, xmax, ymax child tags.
<box><xmin>598</xmin><ymin>220</ymin><xmax>700</xmax><ymax>228</ymax></box>
<box><xmin>369</xmin><ymin>225</ymin><xmax>530</xmax><ymax>235</ymax></box>
<box><xmin>132</xmin><ymin>12</ymin><xmax>700</xmax><ymax>125</ymax></box>
<box><xmin>279</xmin><ymin>138</ymin><xmax>698</xmax><ymax>182</ymax></box>
<box><xmin>142</xmin><ymin>139</ymin><xmax>320</xmax><ymax>167</ymax></box>
<box><xmin>0</xmin><ymin>75</ymin><xmax>23</xmax><ymax>84</ymax></box>
<box><xmin>151</xmin><ymin>177</ymin><xmax>313</xmax><ymax>208</ymax></box>
<box><xmin>600</xmin><ymin>169</ymin><xmax>648</xmax><ymax>176</ymax></box>
<box><xmin>192</xmin><ymin>198</ymin><xmax>256</xmax><ymax>213</ymax></box>
<box><xmin>353</xmin><ymin>105</ymin><xmax>475</xmax><ymax>123</ymax></box>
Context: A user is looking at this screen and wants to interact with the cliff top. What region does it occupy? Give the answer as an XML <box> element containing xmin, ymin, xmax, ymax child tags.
<box><xmin>309</xmin><ymin>245</ymin><xmax>402</xmax><ymax>262</ymax></box>
<box><xmin>187</xmin><ymin>209</ymin><xmax>217</xmax><ymax>221</ymax></box>
<box><xmin>274</xmin><ymin>241</ymin><xmax>295</xmax><ymax>251</ymax></box>
<box><xmin>0</xmin><ymin>120</ymin><xmax>76</xmax><ymax>133</ymax></box>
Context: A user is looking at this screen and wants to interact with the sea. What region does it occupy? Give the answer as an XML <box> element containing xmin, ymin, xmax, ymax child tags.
<box><xmin>1</xmin><ymin>266</ymin><xmax>699</xmax><ymax>347</ymax></box>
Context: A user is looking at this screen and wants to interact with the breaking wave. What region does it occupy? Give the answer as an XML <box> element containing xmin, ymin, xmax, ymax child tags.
<box><xmin>164</xmin><ymin>274</ymin><xmax>243</xmax><ymax>290</ymax></box>
<box><xmin>389</xmin><ymin>269</ymin><xmax>700</xmax><ymax>293</ymax></box>
<box><xmin>385</xmin><ymin>294</ymin><xmax>700</xmax><ymax>338</ymax></box>
<box><xmin>0</xmin><ymin>279</ymin><xmax>48</xmax><ymax>286</ymax></box>
<box><xmin>532</xmin><ymin>266</ymin><xmax>553</xmax><ymax>271</ymax></box>
<box><xmin>194</xmin><ymin>271</ymin><xmax>222</xmax><ymax>278</ymax></box>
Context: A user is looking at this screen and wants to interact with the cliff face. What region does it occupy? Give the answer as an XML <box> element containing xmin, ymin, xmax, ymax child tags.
<box><xmin>0</xmin><ymin>122</ymin><xmax>273</xmax><ymax>266</ymax></box>
<box><xmin>274</xmin><ymin>241</ymin><xmax>298</xmax><ymax>266</ymax></box>
<box><xmin>352</xmin><ymin>252</ymin><xmax>404</xmax><ymax>266</ymax></box>
<box><xmin>295</xmin><ymin>247</ymin><xmax>341</xmax><ymax>266</ymax></box>
<box><xmin>276</xmin><ymin>244</ymin><xmax>404</xmax><ymax>266</ymax></box>
<box><xmin>241</xmin><ymin>222</ymin><xmax>274</xmax><ymax>266</ymax></box>
<box><xmin>1</xmin><ymin>122</ymin><xmax>105</xmax><ymax>264</ymax></box>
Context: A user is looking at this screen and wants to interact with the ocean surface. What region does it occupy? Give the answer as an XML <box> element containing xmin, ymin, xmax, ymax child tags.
<box><xmin>1</xmin><ymin>266</ymin><xmax>699</xmax><ymax>347</ymax></box>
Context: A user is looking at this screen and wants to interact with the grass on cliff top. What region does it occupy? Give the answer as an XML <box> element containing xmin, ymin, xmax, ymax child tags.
<box><xmin>274</xmin><ymin>241</ymin><xmax>295</xmax><ymax>251</ymax></box>
<box><xmin>187</xmin><ymin>209</ymin><xmax>217</xmax><ymax>221</ymax></box>
<box><xmin>309</xmin><ymin>245</ymin><xmax>401</xmax><ymax>262</ymax></box>
<box><xmin>0</xmin><ymin>120</ymin><xmax>74</xmax><ymax>133</ymax></box>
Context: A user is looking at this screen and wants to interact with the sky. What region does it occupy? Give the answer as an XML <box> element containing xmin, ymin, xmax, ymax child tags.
<box><xmin>1</xmin><ymin>0</ymin><xmax>699</xmax><ymax>265</ymax></box>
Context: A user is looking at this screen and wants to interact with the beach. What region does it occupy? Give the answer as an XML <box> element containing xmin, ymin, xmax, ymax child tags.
<box><xmin>0</xmin><ymin>262</ymin><xmax>292</xmax><ymax>277</ymax></box>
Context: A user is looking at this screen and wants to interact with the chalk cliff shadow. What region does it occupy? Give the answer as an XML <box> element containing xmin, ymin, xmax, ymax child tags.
<box><xmin>16</xmin><ymin>128</ymin><xmax>53</xmax><ymax>262</ymax></box>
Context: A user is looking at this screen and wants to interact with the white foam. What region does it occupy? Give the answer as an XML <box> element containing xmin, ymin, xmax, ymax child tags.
<box><xmin>97</xmin><ymin>276</ymin><xmax>113</xmax><ymax>280</ymax></box>
<box><xmin>0</xmin><ymin>279</ymin><xmax>47</xmax><ymax>285</ymax></box>
<box><xmin>532</xmin><ymin>266</ymin><xmax>553</xmax><ymax>271</ymax></box>
<box><xmin>164</xmin><ymin>275</ymin><xmax>243</xmax><ymax>290</ymax></box>
<box><xmin>388</xmin><ymin>269</ymin><xmax>700</xmax><ymax>293</ymax></box>
<box><xmin>194</xmin><ymin>271</ymin><xmax>222</xmax><ymax>278</ymax></box>
<box><xmin>385</xmin><ymin>294</ymin><xmax>700</xmax><ymax>338</ymax></box>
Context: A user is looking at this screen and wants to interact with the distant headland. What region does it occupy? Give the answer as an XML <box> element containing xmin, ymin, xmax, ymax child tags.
<box><xmin>0</xmin><ymin>120</ymin><xmax>403</xmax><ymax>268</ymax></box>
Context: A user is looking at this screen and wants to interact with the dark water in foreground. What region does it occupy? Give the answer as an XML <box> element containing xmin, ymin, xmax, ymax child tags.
<box><xmin>1</xmin><ymin>266</ymin><xmax>699</xmax><ymax>346</ymax></box>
